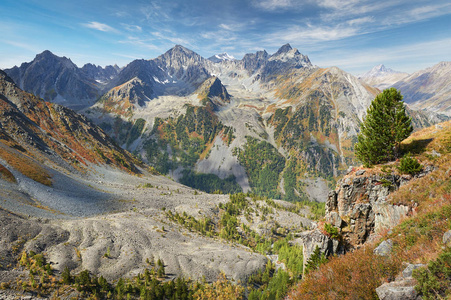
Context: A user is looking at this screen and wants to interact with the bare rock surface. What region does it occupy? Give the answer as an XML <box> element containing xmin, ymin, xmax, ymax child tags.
<box><xmin>294</xmin><ymin>228</ymin><xmax>342</xmax><ymax>272</ymax></box>
<box><xmin>325</xmin><ymin>167</ymin><xmax>433</xmax><ymax>246</ymax></box>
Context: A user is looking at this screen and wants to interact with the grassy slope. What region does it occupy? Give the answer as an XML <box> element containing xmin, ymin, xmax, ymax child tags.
<box><xmin>289</xmin><ymin>121</ymin><xmax>451</xmax><ymax>299</ymax></box>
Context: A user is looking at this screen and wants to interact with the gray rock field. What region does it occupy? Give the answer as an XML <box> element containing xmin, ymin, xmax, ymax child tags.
<box><xmin>0</xmin><ymin>162</ymin><xmax>311</xmax><ymax>285</ymax></box>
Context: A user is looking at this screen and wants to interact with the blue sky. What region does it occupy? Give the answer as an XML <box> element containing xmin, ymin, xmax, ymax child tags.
<box><xmin>1</xmin><ymin>0</ymin><xmax>450</xmax><ymax>75</ymax></box>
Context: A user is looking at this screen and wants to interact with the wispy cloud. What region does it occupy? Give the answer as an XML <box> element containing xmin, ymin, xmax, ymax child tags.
<box><xmin>383</xmin><ymin>3</ymin><xmax>451</xmax><ymax>26</ymax></box>
<box><xmin>122</xmin><ymin>24</ymin><xmax>142</xmax><ymax>32</ymax></box>
<box><xmin>347</xmin><ymin>16</ymin><xmax>374</xmax><ymax>26</ymax></box>
<box><xmin>118</xmin><ymin>36</ymin><xmax>161</xmax><ymax>51</ymax></box>
<box><xmin>263</xmin><ymin>24</ymin><xmax>358</xmax><ymax>46</ymax></box>
<box><xmin>4</xmin><ymin>40</ymin><xmax>41</xmax><ymax>53</ymax></box>
<box><xmin>82</xmin><ymin>21</ymin><xmax>118</xmax><ymax>33</ymax></box>
<box><xmin>252</xmin><ymin>0</ymin><xmax>295</xmax><ymax>11</ymax></box>
<box><xmin>151</xmin><ymin>31</ymin><xmax>193</xmax><ymax>48</ymax></box>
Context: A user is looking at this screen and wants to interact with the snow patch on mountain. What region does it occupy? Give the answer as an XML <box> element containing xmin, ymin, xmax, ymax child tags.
<box><xmin>208</xmin><ymin>53</ymin><xmax>236</xmax><ymax>63</ymax></box>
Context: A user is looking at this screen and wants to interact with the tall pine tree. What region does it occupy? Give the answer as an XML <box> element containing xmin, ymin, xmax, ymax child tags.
<box><xmin>355</xmin><ymin>88</ymin><xmax>412</xmax><ymax>167</ymax></box>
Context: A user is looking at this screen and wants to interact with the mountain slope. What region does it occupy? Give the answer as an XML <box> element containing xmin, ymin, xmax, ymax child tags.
<box><xmin>393</xmin><ymin>61</ymin><xmax>451</xmax><ymax>116</ymax></box>
<box><xmin>0</xmin><ymin>70</ymin><xmax>140</xmax><ymax>181</ymax></box>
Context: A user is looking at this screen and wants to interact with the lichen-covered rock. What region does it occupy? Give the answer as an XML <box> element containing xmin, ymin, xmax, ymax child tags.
<box><xmin>375</xmin><ymin>263</ymin><xmax>424</xmax><ymax>300</ymax></box>
<box><xmin>374</xmin><ymin>239</ymin><xmax>393</xmax><ymax>256</ymax></box>
<box><xmin>443</xmin><ymin>230</ymin><xmax>451</xmax><ymax>247</ymax></box>
<box><xmin>376</xmin><ymin>280</ymin><xmax>421</xmax><ymax>300</ymax></box>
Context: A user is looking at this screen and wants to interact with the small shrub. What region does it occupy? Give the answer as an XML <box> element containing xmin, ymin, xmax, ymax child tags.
<box><xmin>397</xmin><ymin>154</ymin><xmax>423</xmax><ymax>175</ymax></box>
<box><xmin>324</xmin><ymin>223</ymin><xmax>341</xmax><ymax>240</ymax></box>
<box><xmin>413</xmin><ymin>247</ymin><xmax>451</xmax><ymax>299</ymax></box>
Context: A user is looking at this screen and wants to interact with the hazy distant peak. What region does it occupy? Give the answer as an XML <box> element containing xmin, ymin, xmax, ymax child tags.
<box><xmin>208</xmin><ymin>52</ymin><xmax>236</xmax><ymax>63</ymax></box>
<box><xmin>360</xmin><ymin>64</ymin><xmax>404</xmax><ymax>78</ymax></box>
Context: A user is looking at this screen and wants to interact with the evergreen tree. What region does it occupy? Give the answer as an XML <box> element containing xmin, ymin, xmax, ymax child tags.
<box><xmin>355</xmin><ymin>88</ymin><xmax>412</xmax><ymax>166</ymax></box>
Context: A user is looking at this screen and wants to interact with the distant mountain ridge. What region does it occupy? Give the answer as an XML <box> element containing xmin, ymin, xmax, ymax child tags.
<box><xmin>392</xmin><ymin>61</ymin><xmax>451</xmax><ymax>116</ymax></box>
<box><xmin>359</xmin><ymin>64</ymin><xmax>408</xmax><ymax>90</ymax></box>
<box><xmin>4</xmin><ymin>51</ymin><xmax>119</xmax><ymax>110</ymax></box>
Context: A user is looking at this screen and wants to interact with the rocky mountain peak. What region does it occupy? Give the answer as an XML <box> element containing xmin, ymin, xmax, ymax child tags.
<box><xmin>156</xmin><ymin>45</ymin><xmax>207</xmax><ymax>72</ymax></box>
<box><xmin>267</xmin><ymin>44</ymin><xmax>313</xmax><ymax>69</ymax></box>
<box><xmin>359</xmin><ymin>64</ymin><xmax>403</xmax><ymax>79</ymax></box>
<box><xmin>34</xmin><ymin>50</ymin><xmax>77</xmax><ymax>70</ymax></box>
<box><xmin>274</xmin><ymin>43</ymin><xmax>293</xmax><ymax>55</ymax></box>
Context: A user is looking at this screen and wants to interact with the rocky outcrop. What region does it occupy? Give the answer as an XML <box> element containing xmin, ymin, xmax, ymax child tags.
<box><xmin>325</xmin><ymin>167</ymin><xmax>433</xmax><ymax>246</ymax></box>
<box><xmin>294</xmin><ymin>228</ymin><xmax>343</xmax><ymax>273</ymax></box>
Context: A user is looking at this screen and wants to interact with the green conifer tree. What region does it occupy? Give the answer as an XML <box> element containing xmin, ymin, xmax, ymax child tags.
<box><xmin>355</xmin><ymin>88</ymin><xmax>412</xmax><ymax>166</ymax></box>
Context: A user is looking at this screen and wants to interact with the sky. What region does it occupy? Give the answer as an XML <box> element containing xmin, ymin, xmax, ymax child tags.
<box><xmin>1</xmin><ymin>0</ymin><xmax>450</xmax><ymax>75</ymax></box>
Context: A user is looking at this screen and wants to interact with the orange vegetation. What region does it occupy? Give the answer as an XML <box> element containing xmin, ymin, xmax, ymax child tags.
<box><xmin>0</xmin><ymin>143</ymin><xmax>51</xmax><ymax>186</ymax></box>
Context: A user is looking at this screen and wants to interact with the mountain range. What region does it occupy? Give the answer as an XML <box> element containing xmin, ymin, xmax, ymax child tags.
<box><xmin>1</xmin><ymin>43</ymin><xmax>451</xmax><ymax>299</ymax></box>
<box><xmin>359</xmin><ymin>62</ymin><xmax>451</xmax><ymax>116</ymax></box>
<box><xmin>3</xmin><ymin>45</ymin><xmax>449</xmax><ymax>202</ymax></box>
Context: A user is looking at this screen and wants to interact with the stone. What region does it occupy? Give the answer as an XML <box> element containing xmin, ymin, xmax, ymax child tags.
<box><xmin>431</xmin><ymin>150</ymin><xmax>441</xmax><ymax>157</ymax></box>
<box><xmin>356</xmin><ymin>169</ymin><xmax>366</xmax><ymax>176</ymax></box>
<box><xmin>376</xmin><ymin>278</ymin><xmax>421</xmax><ymax>300</ymax></box>
<box><xmin>402</xmin><ymin>264</ymin><xmax>425</xmax><ymax>278</ymax></box>
<box><xmin>326</xmin><ymin>211</ymin><xmax>343</xmax><ymax>228</ymax></box>
<box><xmin>443</xmin><ymin>230</ymin><xmax>451</xmax><ymax>247</ymax></box>
<box><xmin>374</xmin><ymin>239</ymin><xmax>393</xmax><ymax>256</ymax></box>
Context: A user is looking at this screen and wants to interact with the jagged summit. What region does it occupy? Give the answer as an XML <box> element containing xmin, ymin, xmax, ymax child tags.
<box><xmin>359</xmin><ymin>64</ymin><xmax>409</xmax><ymax>90</ymax></box>
<box><xmin>273</xmin><ymin>43</ymin><xmax>293</xmax><ymax>55</ymax></box>
<box><xmin>163</xmin><ymin>45</ymin><xmax>201</xmax><ymax>59</ymax></box>
<box><xmin>4</xmin><ymin>51</ymin><xmax>102</xmax><ymax>109</ymax></box>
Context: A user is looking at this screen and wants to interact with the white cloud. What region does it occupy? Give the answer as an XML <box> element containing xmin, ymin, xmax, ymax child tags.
<box><xmin>151</xmin><ymin>31</ymin><xmax>192</xmax><ymax>48</ymax></box>
<box><xmin>253</xmin><ymin>0</ymin><xmax>295</xmax><ymax>11</ymax></box>
<box><xmin>122</xmin><ymin>24</ymin><xmax>142</xmax><ymax>32</ymax></box>
<box><xmin>82</xmin><ymin>21</ymin><xmax>117</xmax><ymax>33</ymax></box>
<box><xmin>383</xmin><ymin>3</ymin><xmax>451</xmax><ymax>26</ymax></box>
<box><xmin>263</xmin><ymin>24</ymin><xmax>358</xmax><ymax>46</ymax></box>
<box><xmin>118</xmin><ymin>36</ymin><xmax>161</xmax><ymax>51</ymax></box>
<box><xmin>347</xmin><ymin>16</ymin><xmax>374</xmax><ymax>26</ymax></box>
<box><xmin>4</xmin><ymin>40</ymin><xmax>40</xmax><ymax>53</ymax></box>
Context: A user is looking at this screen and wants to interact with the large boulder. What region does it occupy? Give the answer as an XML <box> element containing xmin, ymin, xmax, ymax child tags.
<box><xmin>376</xmin><ymin>263</ymin><xmax>424</xmax><ymax>300</ymax></box>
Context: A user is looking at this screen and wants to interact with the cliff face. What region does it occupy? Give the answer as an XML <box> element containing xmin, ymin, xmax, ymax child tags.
<box><xmin>325</xmin><ymin>167</ymin><xmax>433</xmax><ymax>246</ymax></box>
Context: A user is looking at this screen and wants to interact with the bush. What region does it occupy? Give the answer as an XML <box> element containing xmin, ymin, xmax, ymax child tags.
<box><xmin>397</xmin><ymin>154</ymin><xmax>422</xmax><ymax>175</ymax></box>
<box><xmin>324</xmin><ymin>223</ymin><xmax>341</xmax><ymax>240</ymax></box>
<box><xmin>413</xmin><ymin>247</ymin><xmax>451</xmax><ymax>299</ymax></box>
